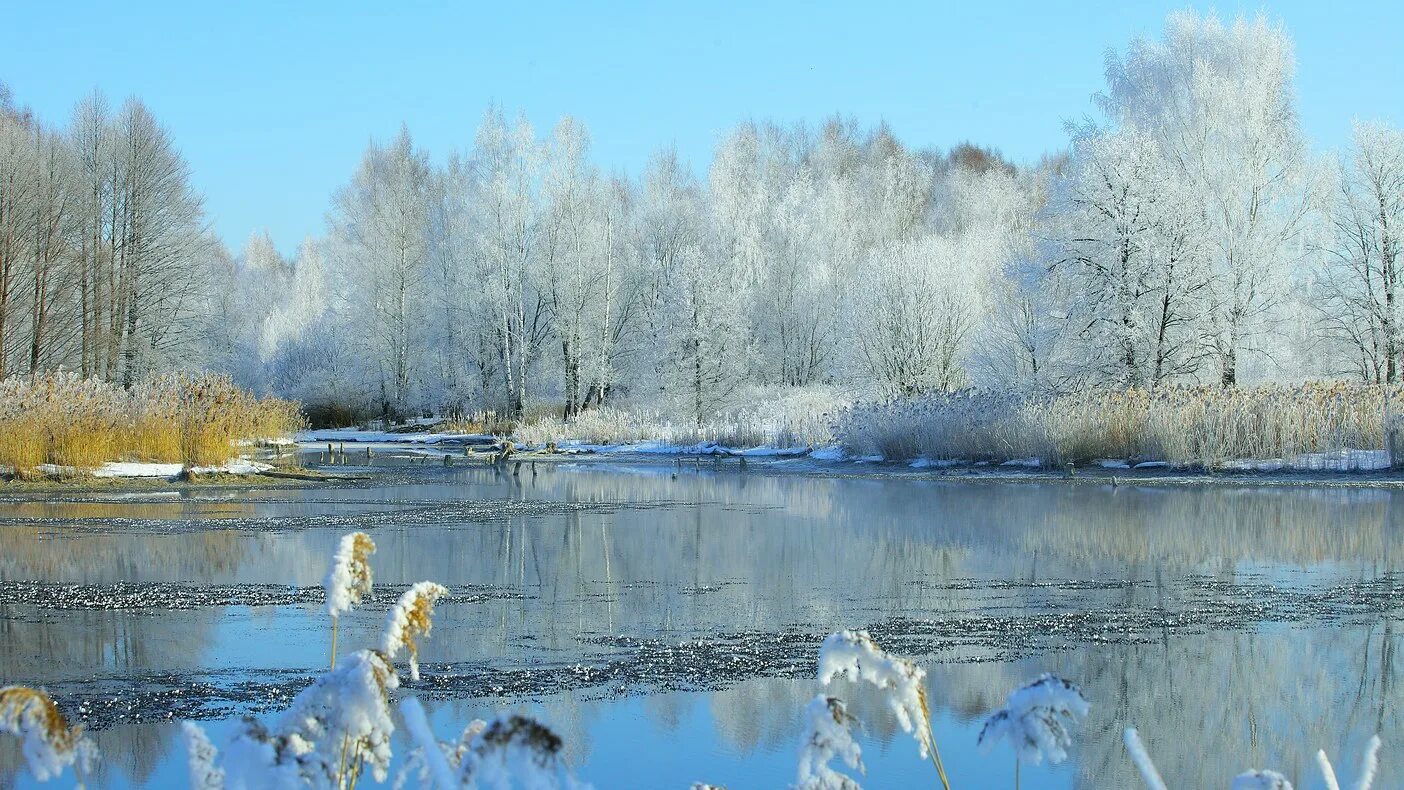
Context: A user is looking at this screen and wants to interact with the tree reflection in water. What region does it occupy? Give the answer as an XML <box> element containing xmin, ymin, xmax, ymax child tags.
<box><xmin>0</xmin><ymin>464</ymin><xmax>1401</xmax><ymax>786</ymax></box>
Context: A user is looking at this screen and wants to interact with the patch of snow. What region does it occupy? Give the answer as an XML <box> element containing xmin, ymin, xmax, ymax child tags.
<box><xmin>1000</xmin><ymin>458</ymin><xmax>1042</xmax><ymax>468</ymax></box>
<box><xmin>88</xmin><ymin>459</ymin><xmax>273</xmax><ymax>478</ymax></box>
<box><xmin>809</xmin><ymin>446</ymin><xmax>847</xmax><ymax>461</ymax></box>
<box><xmin>1132</xmin><ymin>461</ymin><xmax>1169</xmax><ymax>469</ymax></box>
<box><xmin>911</xmin><ymin>458</ymin><xmax>962</xmax><ymax>468</ymax></box>
<box><xmin>1096</xmin><ymin>459</ymin><xmax>1131</xmax><ymax>469</ymax></box>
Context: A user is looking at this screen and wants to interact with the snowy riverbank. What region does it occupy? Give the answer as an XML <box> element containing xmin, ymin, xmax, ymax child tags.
<box><xmin>297</xmin><ymin>428</ymin><xmax>1403</xmax><ymax>480</ymax></box>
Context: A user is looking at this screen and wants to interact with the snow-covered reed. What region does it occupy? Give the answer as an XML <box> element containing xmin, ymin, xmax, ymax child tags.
<box><xmin>816</xmin><ymin>630</ymin><xmax>950</xmax><ymax>790</ymax></box>
<box><xmin>793</xmin><ymin>695</ymin><xmax>864</xmax><ymax>790</ymax></box>
<box><xmin>206</xmin><ymin>647</ymin><xmax>399</xmax><ymax>788</ymax></box>
<box><xmin>0</xmin><ymin>685</ymin><xmax>97</xmax><ymax>784</ymax></box>
<box><xmin>978</xmin><ymin>674</ymin><xmax>1089</xmax><ymax>769</ymax></box>
<box><xmin>836</xmin><ymin>382</ymin><xmax>1404</xmax><ymax>467</ymax></box>
<box><xmin>396</xmin><ymin>698</ymin><xmax>583</xmax><ymax>789</ymax></box>
<box><xmin>1317</xmin><ymin>735</ymin><xmax>1382</xmax><ymax>790</ymax></box>
<box><xmin>1125</xmin><ymin>726</ymin><xmax>1384</xmax><ymax>789</ymax></box>
<box><xmin>326</xmin><ymin>531</ymin><xmax>376</xmax><ymax>667</ymax></box>
<box><xmin>381</xmin><ymin>581</ymin><xmax>449</xmax><ymax>682</ymax></box>
<box><xmin>0</xmin><ymin>372</ymin><xmax>302</xmax><ymax>476</ymax></box>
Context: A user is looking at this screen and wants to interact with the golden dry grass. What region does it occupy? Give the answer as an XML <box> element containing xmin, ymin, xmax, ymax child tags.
<box><xmin>0</xmin><ymin>372</ymin><xmax>305</xmax><ymax>477</ymax></box>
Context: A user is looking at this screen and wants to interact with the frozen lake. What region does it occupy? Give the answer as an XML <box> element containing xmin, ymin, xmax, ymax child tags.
<box><xmin>1</xmin><ymin>458</ymin><xmax>1401</xmax><ymax>787</ymax></box>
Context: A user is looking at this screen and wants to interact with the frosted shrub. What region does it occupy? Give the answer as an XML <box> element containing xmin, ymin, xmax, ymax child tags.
<box><xmin>834</xmin><ymin>390</ymin><xmax>1034</xmax><ymax>461</ymax></box>
<box><xmin>398</xmin><ymin>698</ymin><xmax>585</xmax><ymax>789</ymax></box>
<box><xmin>977</xmin><ymin>674</ymin><xmax>1089</xmax><ymax>765</ymax></box>
<box><xmin>515</xmin><ymin>387</ymin><xmax>848</xmax><ymax>449</ymax></box>
<box><xmin>182</xmin><ymin>721</ymin><xmax>225</xmax><ymax>790</ymax></box>
<box><xmin>0</xmin><ymin>686</ymin><xmax>98</xmax><ymax>784</ymax></box>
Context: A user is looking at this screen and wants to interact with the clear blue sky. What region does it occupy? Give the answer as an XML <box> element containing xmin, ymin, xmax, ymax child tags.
<box><xmin>4</xmin><ymin>1</ymin><xmax>1401</xmax><ymax>255</ymax></box>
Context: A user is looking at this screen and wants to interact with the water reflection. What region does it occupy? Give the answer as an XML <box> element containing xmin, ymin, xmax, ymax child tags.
<box><xmin>1</xmin><ymin>464</ymin><xmax>1402</xmax><ymax>786</ymax></box>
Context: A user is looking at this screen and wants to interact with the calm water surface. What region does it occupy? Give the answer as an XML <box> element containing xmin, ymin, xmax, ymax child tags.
<box><xmin>1</xmin><ymin>458</ymin><xmax>1401</xmax><ymax>788</ymax></box>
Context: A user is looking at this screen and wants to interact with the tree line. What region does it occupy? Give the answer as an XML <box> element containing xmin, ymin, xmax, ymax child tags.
<box><xmin>4</xmin><ymin>11</ymin><xmax>1402</xmax><ymax>424</ymax></box>
<box><xmin>0</xmin><ymin>86</ymin><xmax>212</xmax><ymax>386</ymax></box>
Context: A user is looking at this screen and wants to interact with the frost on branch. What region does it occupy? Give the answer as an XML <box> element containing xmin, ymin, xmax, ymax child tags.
<box><xmin>1122</xmin><ymin>727</ymin><xmax>1168</xmax><ymax>790</ymax></box>
<box><xmin>977</xmin><ymin>673</ymin><xmax>1090</xmax><ymax>765</ymax></box>
<box><xmin>0</xmin><ymin>685</ymin><xmax>97</xmax><ymax>783</ymax></box>
<box><xmin>325</xmin><ymin>531</ymin><xmax>376</xmax><ymax>618</ymax></box>
<box><xmin>382</xmin><ymin>581</ymin><xmax>449</xmax><ymax>681</ymax></box>
<box><xmin>793</xmin><ymin>695</ymin><xmax>864</xmax><ymax>790</ymax></box>
<box><xmin>1316</xmin><ymin>734</ymin><xmax>1382</xmax><ymax>790</ymax></box>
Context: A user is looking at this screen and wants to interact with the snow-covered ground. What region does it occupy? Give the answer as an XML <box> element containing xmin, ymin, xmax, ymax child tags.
<box><xmin>295</xmin><ymin>429</ymin><xmax>1403</xmax><ymax>476</ymax></box>
<box><xmin>300</xmin><ymin>428</ymin><xmax>496</xmax><ymax>445</ymax></box>
<box><xmin>30</xmin><ymin>459</ymin><xmax>274</xmax><ymax>479</ymax></box>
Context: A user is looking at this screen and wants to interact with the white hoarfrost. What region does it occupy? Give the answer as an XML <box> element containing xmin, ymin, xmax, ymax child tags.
<box><xmin>793</xmin><ymin>695</ymin><xmax>864</xmax><ymax>790</ymax></box>
<box><xmin>977</xmin><ymin>674</ymin><xmax>1090</xmax><ymax>765</ymax></box>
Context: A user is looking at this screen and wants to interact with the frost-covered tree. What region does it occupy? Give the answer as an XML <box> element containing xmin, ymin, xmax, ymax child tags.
<box><xmin>467</xmin><ymin>109</ymin><xmax>551</xmax><ymax>417</ymax></box>
<box><xmin>1051</xmin><ymin>128</ymin><xmax>1209</xmax><ymax>387</ymax></box>
<box><xmin>326</xmin><ymin>126</ymin><xmax>436</xmax><ymax>417</ymax></box>
<box><xmin>853</xmin><ymin>234</ymin><xmax>977</xmax><ymax>396</ymax></box>
<box><xmin>1315</xmin><ymin>122</ymin><xmax>1404</xmax><ymax>382</ymax></box>
<box><xmin>1099</xmin><ymin>11</ymin><xmax>1312</xmax><ymax>385</ymax></box>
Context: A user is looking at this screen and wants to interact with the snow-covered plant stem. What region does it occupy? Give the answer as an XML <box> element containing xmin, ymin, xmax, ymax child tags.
<box><xmin>1319</xmin><ymin>735</ymin><xmax>1382</xmax><ymax>790</ymax></box>
<box><xmin>1123</xmin><ymin>728</ymin><xmax>1167</xmax><ymax>790</ymax></box>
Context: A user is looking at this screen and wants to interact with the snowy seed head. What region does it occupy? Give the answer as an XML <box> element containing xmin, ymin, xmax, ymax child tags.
<box><xmin>382</xmin><ymin>581</ymin><xmax>449</xmax><ymax>681</ymax></box>
<box><xmin>978</xmin><ymin>674</ymin><xmax>1089</xmax><ymax>765</ymax></box>
<box><xmin>326</xmin><ymin>531</ymin><xmax>376</xmax><ymax>618</ymax></box>
<box><xmin>0</xmin><ymin>686</ymin><xmax>92</xmax><ymax>782</ymax></box>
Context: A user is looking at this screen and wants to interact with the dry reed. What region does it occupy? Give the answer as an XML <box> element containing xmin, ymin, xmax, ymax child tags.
<box><xmin>837</xmin><ymin>382</ymin><xmax>1404</xmax><ymax>467</ymax></box>
<box><xmin>0</xmin><ymin>372</ymin><xmax>304</xmax><ymax>477</ymax></box>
